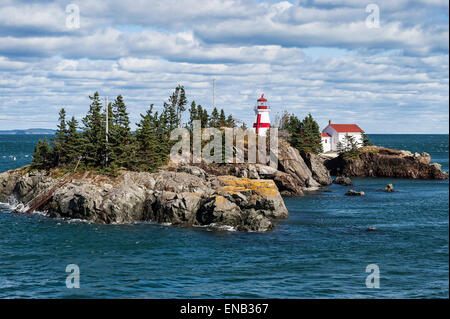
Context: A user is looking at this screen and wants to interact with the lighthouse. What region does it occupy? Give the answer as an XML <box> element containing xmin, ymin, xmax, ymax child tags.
<box><xmin>253</xmin><ymin>94</ymin><xmax>271</xmax><ymax>136</ymax></box>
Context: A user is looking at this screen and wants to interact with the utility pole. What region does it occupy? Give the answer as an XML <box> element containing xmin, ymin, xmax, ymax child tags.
<box><xmin>105</xmin><ymin>96</ymin><xmax>109</xmax><ymax>166</ymax></box>
<box><xmin>212</xmin><ymin>78</ymin><xmax>215</xmax><ymax>109</ymax></box>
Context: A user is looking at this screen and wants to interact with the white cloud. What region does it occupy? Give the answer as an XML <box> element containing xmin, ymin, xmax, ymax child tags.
<box><xmin>0</xmin><ymin>0</ymin><xmax>447</xmax><ymax>133</ymax></box>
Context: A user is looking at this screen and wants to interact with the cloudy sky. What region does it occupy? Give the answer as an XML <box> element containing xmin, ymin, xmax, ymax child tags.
<box><xmin>0</xmin><ymin>0</ymin><xmax>448</xmax><ymax>133</ymax></box>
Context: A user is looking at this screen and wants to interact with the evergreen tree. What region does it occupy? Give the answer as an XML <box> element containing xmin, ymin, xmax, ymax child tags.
<box><xmin>31</xmin><ymin>138</ymin><xmax>53</xmax><ymax>169</ymax></box>
<box><xmin>163</xmin><ymin>85</ymin><xmax>187</xmax><ymax>131</ymax></box>
<box><xmin>337</xmin><ymin>134</ymin><xmax>360</xmax><ymax>158</ymax></box>
<box><xmin>198</xmin><ymin>105</ymin><xmax>209</xmax><ymax>128</ymax></box>
<box><xmin>52</xmin><ymin>108</ymin><xmax>68</xmax><ymax>166</ymax></box>
<box><xmin>226</xmin><ymin>114</ymin><xmax>235</xmax><ymax>128</ymax></box>
<box><xmin>299</xmin><ymin>113</ymin><xmax>323</xmax><ymax>154</ymax></box>
<box><xmin>188</xmin><ymin>101</ymin><xmax>198</xmax><ymax>130</ymax></box>
<box><xmin>210</xmin><ymin>107</ymin><xmax>219</xmax><ymax>128</ymax></box>
<box><xmin>282</xmin><ymin>114</ymin><xmax>303</xmax><ymax>150</ymax></box>
<box><xmin>362</xmin><ymin>131</ymin><xmax>372</xmax><ymax>146</ymax></box>
<box><xmin>110</xmin><ymin>95</ymin><xmax>132</xmax><ymax>169</ymax></box>
<box><xmin>219</xmin><ymin>109</ymin><xmax>226</xmax><ymax>127</ymax></box>
<box><xmin>65</xmin><ymin>116</ymin><xmax>82</xmax><ymax>167</ymax></box>
<box><xmin>135</xmin><ymin>104</ymin><xmax>162</xmax><ymax>172</ymax></box>
<box><xmin>282</xmin><ymin>113</ymin><xmax>323</xmax><ymax>154</ymax></box>
<box><xmin>82</xmin><ymin>92</ymin><xmax>105</xmax><ymax>167</ymax></box>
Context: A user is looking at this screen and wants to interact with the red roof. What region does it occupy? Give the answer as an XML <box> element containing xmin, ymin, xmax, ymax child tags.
<box><xmin>257</xmin><ymin>94</ymin><xmax>267</xmax><ymax>102</ymax></box>
<box><xmin>321</xmin><ymin>132</ymin><xmax>331</xmax><ymax>137</ymax></box>
<box><xmin>329</xmin><ymin>124</ymin><xmax>363</xmax><ymax>133</ymax></box>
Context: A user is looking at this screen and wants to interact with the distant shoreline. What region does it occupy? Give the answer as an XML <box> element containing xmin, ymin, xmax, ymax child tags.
<box><xmin>0</xmin><ymin>129</ymin><xmax>56</xmax><ymax>135</ymax></box>
<box><xmin>0</xmin><ymin>131</ymin><xmax>448</xmax><ymax>135</ymax></box>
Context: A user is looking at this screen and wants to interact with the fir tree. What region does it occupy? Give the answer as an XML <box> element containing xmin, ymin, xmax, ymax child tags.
<box><xmin>52</xmin><ymin>108</ymin><xmax>68</xmax><ymax>166</ymax></box>
<box><xmin>210</xmin><ymin>107</ymin><xmax>219</xmax><ymax>128</ymax></box>
<box><xmin>31</xmin><ymin>137</ymin><xmax>53</xmax><ymax>169</ymax></box>
<box><xmin>226</xmin><ymin>114</ymin><xmax>235</xmax><ymax>128</ymax></box>
<box><xmin>282</xmin><ymin>113</ymin><xmax>323</xmax><ymax>154</ymax></box>
<box><xmin>65</xmin><ymin>116</ymin><xmax>82</xmax><ymax>167</ymax></box>
<box><xmin>82</xmin><ymin>92</ymin><xmax>105</xmax><ymax>167</ymax></box>
<box><xmin>135</xmin><ymin>104</ymin><xmax>162</xmax><ymax>172</ymax></box>
<box><xmin>188</xmin><ymin>101</ymin><xmax>198</xmax><ymax>130</ymax></box>
<box><xmin>337</xmin><ymin>134</ymin><xmax>360</xmax><ymax>158</ymax></box>
<box><xmin>110</xmin><ymin>95</ymin><xmax>132</xmax><ymax>169</ymax></box>
<box><xmin>198</xmin><ymin>105</ymin><xmax>209</xmax><ymax>128</ymax></box>
<box><xmin>219</xmin><ymin>109</ymin><xmax>226</xmax><ymax>127</ymax></box>
<box><xmin>362</xmin><ymin>131</ymin><xmax>372</xmax><ymax>146</ymax></box>
<box><xmin>299</xmin><ymin>113</ymin><xmax>323</xmax><ymax>154</ymax></box>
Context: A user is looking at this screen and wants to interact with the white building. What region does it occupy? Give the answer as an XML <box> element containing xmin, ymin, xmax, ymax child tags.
<box><xmin>321</xmin><ymin>120</ymin><xmax>364</xmax><ymax>152</ymax></box>
<box><xmin>321</xmin><ymin>132</ymin><xmax>332</xmax><ymax>152</ymax></box>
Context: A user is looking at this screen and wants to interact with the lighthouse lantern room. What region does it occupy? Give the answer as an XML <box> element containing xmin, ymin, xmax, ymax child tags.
<box><xmin>253</xmin><ymin>94</ymin><xmax>271</xmax><ymax>136</ymax></box>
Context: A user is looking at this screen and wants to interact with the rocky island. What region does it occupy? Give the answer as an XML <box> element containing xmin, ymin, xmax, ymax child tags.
<box><xmin>0</xmin><ymin>140</ymin><xmax>447</xmax><ymax>232</ymax></box>
<box><xmin>0</xmin><ymin>91</ymin><xmax>447</xmax><ymax>232</ymax></box>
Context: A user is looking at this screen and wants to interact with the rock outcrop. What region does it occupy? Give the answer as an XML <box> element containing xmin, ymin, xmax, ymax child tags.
<box><xmin>333</xmin><ymin>176</ymin><xmax>353</xmax><ymax>186</ymax></box>
<box><xmin>345</xmin><ymin>190</ymin><xmax>365</xmax><ymax>196</ymax></box>
<box><xmin>325</xmin><ymin>147</ymin><xmax>448</xmax><ymax>180</ymax></box>
<box><xmin>0</xmin><ymin>167</ymin><xmax>288</xmax><ymax>232</ymax></box>
<box><xmin>301</xmin><ymin>152</ymin><xmax>332</xmax><ymax>186</ymax></box>
<box><xmin>277</xmin><ymin>139</ymin><xmax>322</xmax><ymax>190</ymax></box>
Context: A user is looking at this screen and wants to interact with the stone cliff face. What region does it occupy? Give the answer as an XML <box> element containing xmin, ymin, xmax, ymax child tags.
<box><xmin>0</xmin><ymin>168</ymin><xmax>288</xmax><ymax>232</ymax></box>
<box><xmin>325</xmin><ymin>147</ymin><xmax>448</xmax><ymax>180</ymax></box>
<box><xmin>193</xmin><ymin>138</ymin><xmax>332</xmax><ymax>195</ymax></box>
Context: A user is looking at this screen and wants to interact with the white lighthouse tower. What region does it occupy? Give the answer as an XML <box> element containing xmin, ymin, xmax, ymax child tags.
<box><xmin>253</xmin><ymin>94</ymin><xmax>271</xmax><ymax>136</ymax></box>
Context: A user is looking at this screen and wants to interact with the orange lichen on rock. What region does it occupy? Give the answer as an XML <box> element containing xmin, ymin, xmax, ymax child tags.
<box><xmin>217</xmin><ymin>176</ymin><xmax>279</xmax><ymax>199</ymax></box>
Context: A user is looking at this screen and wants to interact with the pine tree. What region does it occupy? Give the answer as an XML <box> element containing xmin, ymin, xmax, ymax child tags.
<box><xmin>210</xmin><ymin>107</ymin><xmax>219</xmax><ymax>128</ymax></box>
<box><xmin>362</xmin><ymin>131</ymin><xmax>372</xmax><ymax>146</ymax></box>
<box><xmin>65</xmin><ymin>116</ymin><xmax>82</xmax><ymax>167</ymax></box>
<box><xmin>337</xmin><ymin>134</ymin><xmax>360</xmax><ymax>158</ymax></box>
<box><xmin>135</xmin><ymin>104</ymin><xmax>162</xmax><ymax>172</ymax></box>
<box><xmin>188</xmin><ymin>101</ymin><xmax>198</xmax><ymax>130</ymax></box>
<box><xmin>198</xmin><ymin>105</ymin><xmax>209</xmax><ymax>128</ymax></box>
<box><xmin>110</xmin><ymin>95</ymin><xmax>132</xmax><ymax>169</ymax></box>
<box><xmin>82</xmin><ymin>92</ymin><xmax>105</xmax><ymax>168</ymax></box>
<box><xmin>31</xmin><ymin>137</ymin><xmax>53</xmax><ymax>169</ymax></box>
<box><xmin>226</xmin><ymin>114</ymin><xmax>235</xmax><ymax>128</ymax></box>
<box><xmin>299</xmin><ymin>113</ymin><xmax>323</xmax><ymax>154</ymax></box>
<box><xmin>52</xmin><ymin>108</ymin><xmax>68</xmax><ymax>166</ymax></box>
<box><xmin>282</xmin><ymin>113</ymin><xmax>322</xmax><ymax>154</ymax></box>
<box><xmin>219</xmin><ymin>109</ymin><xmax>226</xmax><ymax>127</ymax></box>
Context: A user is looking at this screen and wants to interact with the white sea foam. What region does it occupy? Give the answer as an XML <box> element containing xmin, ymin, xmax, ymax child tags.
<box><xmin>0</xmin><ymin>196</ymin><xmax>28</xmax><ymax>212</ymax></box>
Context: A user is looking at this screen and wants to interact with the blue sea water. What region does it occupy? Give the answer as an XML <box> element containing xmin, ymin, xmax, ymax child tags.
<box><xmin>0</xmin><ymin>134</ymin><xmax>448</xmax><ymax>298</ymax></box>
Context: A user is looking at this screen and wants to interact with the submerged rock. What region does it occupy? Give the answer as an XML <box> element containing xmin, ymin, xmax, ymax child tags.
<box><xmin>333</xmin><ymin>175</ymin><xmax>353</xmax><ymax>186</ymax></box>
<box><xmin>345</xmin><ymin>189</ymin><xmax>365</xmax><ymax>196</ymax></box>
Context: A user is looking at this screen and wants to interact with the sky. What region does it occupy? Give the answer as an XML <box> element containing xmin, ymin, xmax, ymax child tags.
<box><xmin>0</xmin><ymin>0</ymin><xmax>448</xmax><ymax>133</ymax></box>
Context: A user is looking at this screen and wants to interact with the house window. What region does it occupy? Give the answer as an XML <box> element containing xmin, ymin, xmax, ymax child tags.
<box><xmin>325</xmin><ymin>139</ymin><xmax>327</xmax><ymax>143</ymax></box>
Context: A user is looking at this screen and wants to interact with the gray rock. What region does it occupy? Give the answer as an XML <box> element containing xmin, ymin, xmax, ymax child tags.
<box><xmin>278</xmin><ymin>139</ymin><xmax>321</xmax><ymax>188</ymax></box>
<box><xmin>301</xmin><ymin>152</ymin><xmax>332</xmax><ymax>186</ymax></box>
<box><xmin>176</xmin><ymin>165</ymin><xmax>208</xmax><ymax>180</ymax></box>
<box><xmin>345</xmin><ymin>189</ymin><xmax>365</xmax><ymax>196</ymax></box>
<box><xmin>333</xmin><ymin>176</ymin><xmax>354</xmax><ymax>186</ymax></box>
<box><xmin>1</xmin><ymin>168</ymin><xmax>288</xmax><ymax>232</ymax></box>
